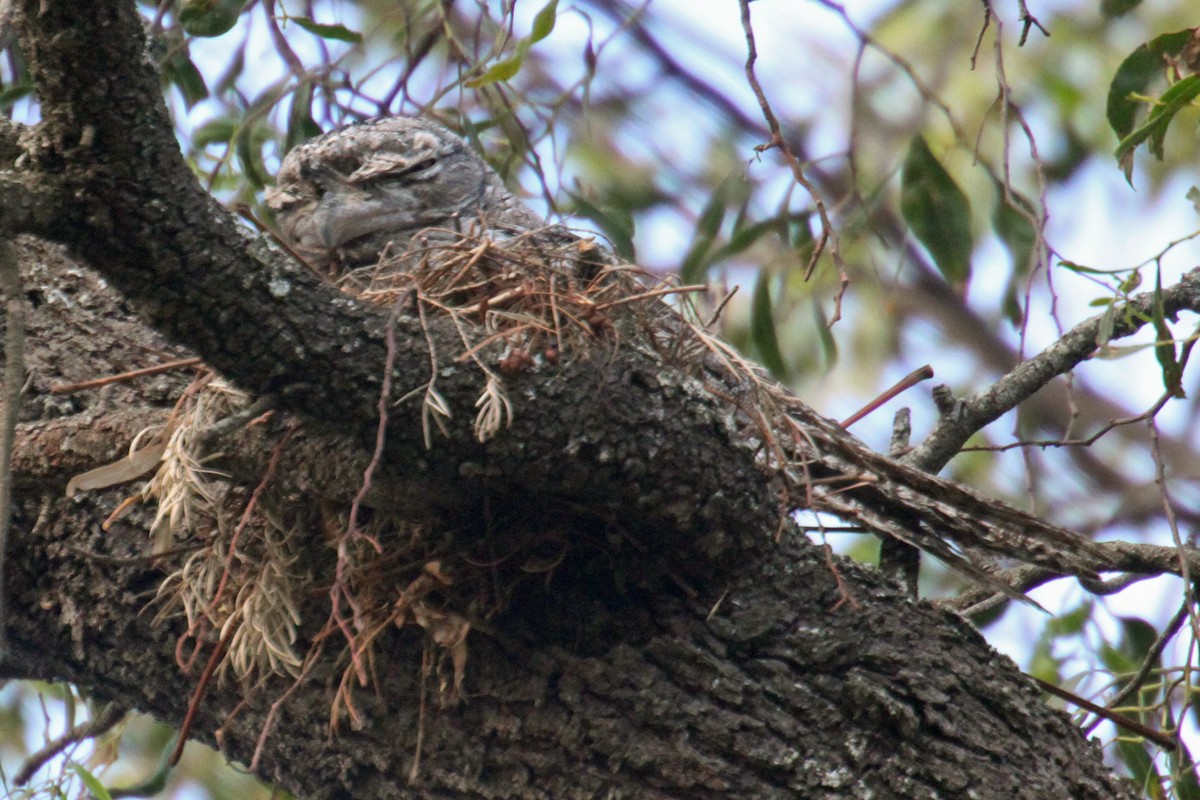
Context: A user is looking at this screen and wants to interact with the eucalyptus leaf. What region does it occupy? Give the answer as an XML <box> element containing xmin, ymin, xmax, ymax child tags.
<box><xmin>900</xmin><ymin>136</ymin><xmax>973</xmax><ymax>287</ymax></box>
<box><xmin>291</xmin><ymin>17</ymin><xmax>363</xmax><ymax>43</ymax></box>
<box><xmin>178</xmin><ymin>0</ymin><xmax>248</xmax><ymax>37</ymax></box>
<box><xmin>751</xmin><ymin>271</ymin><xmax>786</xmax><ymax>376</ymax></box>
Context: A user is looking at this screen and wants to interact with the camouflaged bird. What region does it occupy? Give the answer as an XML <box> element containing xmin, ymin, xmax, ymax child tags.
<box><xmin>265</xmin><ymin>116</ymin><xmax>1110</xmax><ymax>601</ymax></box>
<box><xmin>265</xmin><ymin>117</ymin><xmax>547</xmax><ymax>274</ymax></box>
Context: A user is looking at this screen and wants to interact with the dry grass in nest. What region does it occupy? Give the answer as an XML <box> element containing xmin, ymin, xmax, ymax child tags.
<box><xmin>92</xmin><ymin>224</ymin><xmax>844</xmax><ymax>739</ymax></box>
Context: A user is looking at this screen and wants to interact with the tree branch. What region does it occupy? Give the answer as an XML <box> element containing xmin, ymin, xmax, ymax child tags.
<box><xmin>907</xmin><ymin>268</ymin><xmax>1200</xmax><ymax>472</ymax></box>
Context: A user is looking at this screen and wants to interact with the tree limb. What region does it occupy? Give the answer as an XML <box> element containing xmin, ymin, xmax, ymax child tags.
<box><xmin>907</xmin><ymin>268</ymin><xmax>1200</xmax><ymax>472</ymax></box>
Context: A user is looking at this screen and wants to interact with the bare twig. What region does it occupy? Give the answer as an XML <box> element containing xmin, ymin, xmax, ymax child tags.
<box><xmin>738</xmin><ymin>0</ymin><xmax>847</xmax><ymax>318</ymax></box>
<box><xmin>840</xmin><ymin>365</ymin><xmax>934</xmax><ymax>429</ymax></box>
<box><xmin>49</xmin><ymin>357</ymin><xmax>202</xmax><ymax>395</ymax></box>
<box><xmin>1083</xmin><ymin>601</ymin><xmax>1191</xmax><ymax>737</ymax></box>
<box><xmin>1033</xmin><ymin>677</ymin><xmax>1176</xmax><ymax>751</ymax></box>
<box><xmin>14</xmin><ymin>702</ymin><xmax>125</xmax><ymax>786</ymax></box>
<box><xmin>907</xmin><ymin>268</ymin><xmax>1200</xmax><ymax>473</ymax></box>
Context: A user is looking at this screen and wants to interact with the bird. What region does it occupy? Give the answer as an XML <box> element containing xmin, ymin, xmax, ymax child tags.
<box><xmin>265</xmin><ymin>117</ymin><xmax>547</xmax><ymax>275</ymax></box>
<box><xmin>265</xmin><ymin>115</ymin><xmax>1111</xmax><ymax>602</ymax></box>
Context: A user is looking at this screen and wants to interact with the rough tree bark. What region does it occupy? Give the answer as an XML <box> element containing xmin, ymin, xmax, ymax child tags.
<box><xmin>0</xmin><ymin>2</ymin><xmax>1149</xmax><ymax>798</ymax></box>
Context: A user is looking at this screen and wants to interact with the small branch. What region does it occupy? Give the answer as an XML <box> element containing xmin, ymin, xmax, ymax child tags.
<box><xmin>879</xmin><ymin>407</ymin><xmax>920</xmax><ymax>598</ymax></box>
<box><xmin>1032</xmin><ymin>677</ymin><xmax>1176</xmax><ymax>751</ymax></box>
<box><xmin>1083</xmin><ymin>601</ymin><xmax>1190</xmax><ymax>736</ymax></box>
<box><xmin>907</xmin><ymin>268</ymin><xmax>1200</xmax><ymax>473</ymax></box>
<box><xmin>840</xmin><ymin>365</ymin><xmax>934</xmax><ymax>428</ymax></box>
<box><xmin>738</xmin><ymin>0</ymin><xmax>848</xmax><ymax>314</ymax></box>
<box><xmin>14</xmin><ymin>702</ymin><xmax>125</xmax><ymax>786</ymax></box>
<box><xmin>945</xmin><ymin>541</ymin><xmax>1200</xmax><ymax>614</ymax></box>
<box><xmin>49</xmin><ymin>357</ymin><xmax>202</xmax><ymax>394</ymax></box>
<box><xmin>1016</xmin><ymin>0</ymin><xmax>1050</xmax><ymax>46</ymax></box>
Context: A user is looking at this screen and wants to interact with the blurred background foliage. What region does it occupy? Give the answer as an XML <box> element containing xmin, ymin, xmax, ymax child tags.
<box><xmin>3</xmin><ymin>0</ymin><xmax>1200</xmax><ymax>796</ymax></box>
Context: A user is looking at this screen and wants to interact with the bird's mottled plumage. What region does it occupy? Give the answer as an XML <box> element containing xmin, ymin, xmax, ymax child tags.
<box><xmin>266</xmin><ymin>117</ymin><xmax>545</xmax><ymax>272</ymax></box>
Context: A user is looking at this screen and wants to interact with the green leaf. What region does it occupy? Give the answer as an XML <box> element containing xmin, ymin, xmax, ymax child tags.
<box><xmin>235</xmin><ymin>126</ymin><xmax>268</xmax><ymax>189</ymax></box>
<box><xmin>1152</xmin><ymin>266</ymin><xmax>1186</xmax><ymax>397</ymax></box>
<box><xmin>1096</xmin><ymin>304</ymin><xmax>1116</xmax><ymax>346</ymax></box>
<box><xmin>465</xmin><ymin>55</ymin><xmax>525</xmax><ymax>88</ymax></box>
<box><xmin>285</xmin><ymin>83</ymin><xmax>323</xmax><ymax>155</ymax></box>
<box><xmin>0</xmin><ymin>82</ymin><xmax>33</xmax><ymax>111</ymax></box>
<box><xmin>569</xmin><ymin>195</ymin><xmax>635</xmax><ymax>261</ymax></box>
<box><xmin>1046</xmin><ymin>601</ymin><xmax>1093</xmax><ymax>637</ymax></box>
<box><xmin>178</xmin><ymin>0</ymin><xmax>248</xmax><ymax>37</ymax></box>
<box><xmin>750</xmin><ymin>272</ymin><xmax>786</xmax><ymax>376</ymax></box>
<box><xmin>530</xmin><ymin>0</ymin><xmax>559</xmax><ymax>44</ymax></box>
<box><xmin>811</xmin><ymin>297</ymin><xmax>838</xmax><ymax>370</ymax></box>
<box><xmin>696</xmin><ymin>180</ymin><xmax>729</xmax><ymax>240</ymax></box>
<box><xmin>466</xmin><ymin>4</ymin><xmax>556</xmax><ymax>88</ymax></box>
<box><xmin>1115</xmin><ymin>739</ymin><xmax>1157</xmax><ymax>795</ymax></box>
<box><xmin>290</xmin><ymin>16</ymin><xmax>363</xmax><ymax>43</ymax></box>
<box><xmin>709</xmin><ymin>217</ymin><xmax>782</xmax><ymax>263</ymax></box>
<box><xmin>1170</xmin><ymin>742</ymin><xmax>1200</xmax><ymax>800</ymax></box>
<box><xmin>1113</xmin><ymin>74</ymin><xmax>1200</xmax><ymax>181</ymax></box>
<box><xmin>192</xmin><ymin>117</ymin><xmax>237</xmax><ymax>148</ymax></box>
<box><xmin>162</xmin><ymin>52</ymin><xmax>209</xmax><ymax>109</ymax></box>
<box><xmin>72</xmin><ymin>763</ymin><xmax>113</xmax><ymax>800</ymax></box>
<box><xmin>992</xmin><ymin>184</ymin><xmax>1038</xmax><ymax>276</ymax></box>
<box><xmin>791</xmin><ymin>214</ymin><xmax>815</xmax><ymax>264</ymax></box>
<box><xmin>1107</xmin><ymin>30</ymin><xmax>1193</xmax><ymax>140</ymax></box>
<box><xmin>1101</xmin><ymin>0</ymin><xmax>1143</xmax><ymax>17</ymax></box>
<box><xmin>900</xmin><ymin>136</ymin><xmax>973</xmax><ymax>287</ymax></box>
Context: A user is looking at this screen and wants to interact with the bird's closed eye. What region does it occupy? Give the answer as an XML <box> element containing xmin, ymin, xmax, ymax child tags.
<box><xmin>347</xmin><ymin>153</ymin><xmax>439</xmax><ymax>185</ymax></box>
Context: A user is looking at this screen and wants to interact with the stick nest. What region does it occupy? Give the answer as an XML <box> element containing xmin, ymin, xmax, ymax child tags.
<box><xmin>131</xmin><ymin>225</ymin><xmax>765</xmax><ymax>724</ymax></box>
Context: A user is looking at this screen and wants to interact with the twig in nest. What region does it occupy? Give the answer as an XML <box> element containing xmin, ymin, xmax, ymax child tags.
<box><xmin>840</xmin><ymin>365</ymin><xmax>935</xmax><ymax>429</ymax></box>
<box><xmin>49</xmin><ymin>357</ymin><xmax>202</xmax><ymax>394</ymax></box>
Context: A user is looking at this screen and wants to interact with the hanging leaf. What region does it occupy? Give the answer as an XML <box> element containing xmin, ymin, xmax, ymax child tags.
<box><xmin>72</xmin><ymin>764</ymin><xmax>114</xmax><ymax>800</ymax></box>
<box><xmin>178</xmin><ymin>0</ymin><xmax>249</xmax><ymax>38</ymax></box>
<box><xmin>1106</xmin><ymin>30</ymin><xmax>1193</xmax><ymax>150</ymax></box>
<box><xmin>1114</xmin><ymin>739</ymin><xmax>1157</xmax><ymax>794</ymax></box>
<box><xmin>696</xmin><ymin>179</ymin><xmax>730</xmax><ymax>240</ymax></box>
<box><xmin>1169</xmin><ymin>744</ymin><xmax>1200</xmax><ymax>800</ymax></box>
<box><xmin>1152</xmin><ymin>266</ymin><xmax>1186</xmax><ymax>397</ymax></box>
<box><xmin>791</xmin><ymin>213</ymin><xmax>816</xmax><ymax>267</ymax></box>
<box><xmin>466</xmin><ymin>55</ymin><xmax>525</xmax><ymax>88</ymax></box>
<box><xmin>1113</xmin><ymin>74</ymin><xmax>1200</xmax><ymax>182</ymax></box>
<box><xmin>900</xmin><ymin>136</ymin><xmax>973</xmax><ymax>287</ymax></box>
<box><xmin>811</xmin><ymin>297</ymin><xmax>838</xmax><ymax>370</ymax></box>
<box><xmin>530</xmin><ymin>0</ymin><xmax>559</xmax><ymax>44</ymax></box>
<box><xmin>285</xmin><ymin>83</ymin><xmax>323</xmax><ymax>155</ymax></box>
<box><xmin>467</xmin><ymin>2</ymin><xmax>558</xmax><ymax>88</ymax></box>
<box><xmin>235</xmin><ymin>125</ymin><xmax>269</xmax><ymax>189</ymax></box>
<box><xmin>992</xmin><ymin>183</ymin><xmax>1038</xmax><ymax>276</ymax></box>
<box><xmin>678</xmin><ymin>180</ymin><xmax>729</xmax><ymax>281</ymax></box>
<box><xmin>708</xmin><ymin>217</ymin><xmax>782</xmax><ymax>264</ymax></box>
<box><xmin>192</xmin><ymin>117</ymin><xmax>237</xmax><ymax>148</ymax></box>
<box><xmin>1101</xmin><ymin>0</ymin><xmax>1143</xmax><ymax>17</ymax></box>
<box><xmin>750</xmin><ymin>271</ymin><xmax>786</xmax><ymax>376</ymax></box>
<box><xmin>161</xmin><ymin>51</ymin><xmax>209</xmax><ymax>109</ymax></box>
<box><xmin>569</xmin><ymin>195</ymin><xmax>635</xmax><ymax>261</ymax></box>
<box><xmin>290</xmin><ymin>17</ymin><xmax>363</xmax><ymax>43</ymax></box>
<box><xmin>0</xmin><ymin>83</ymin><xmax>32</xmax><ymax>111</ymax></box>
